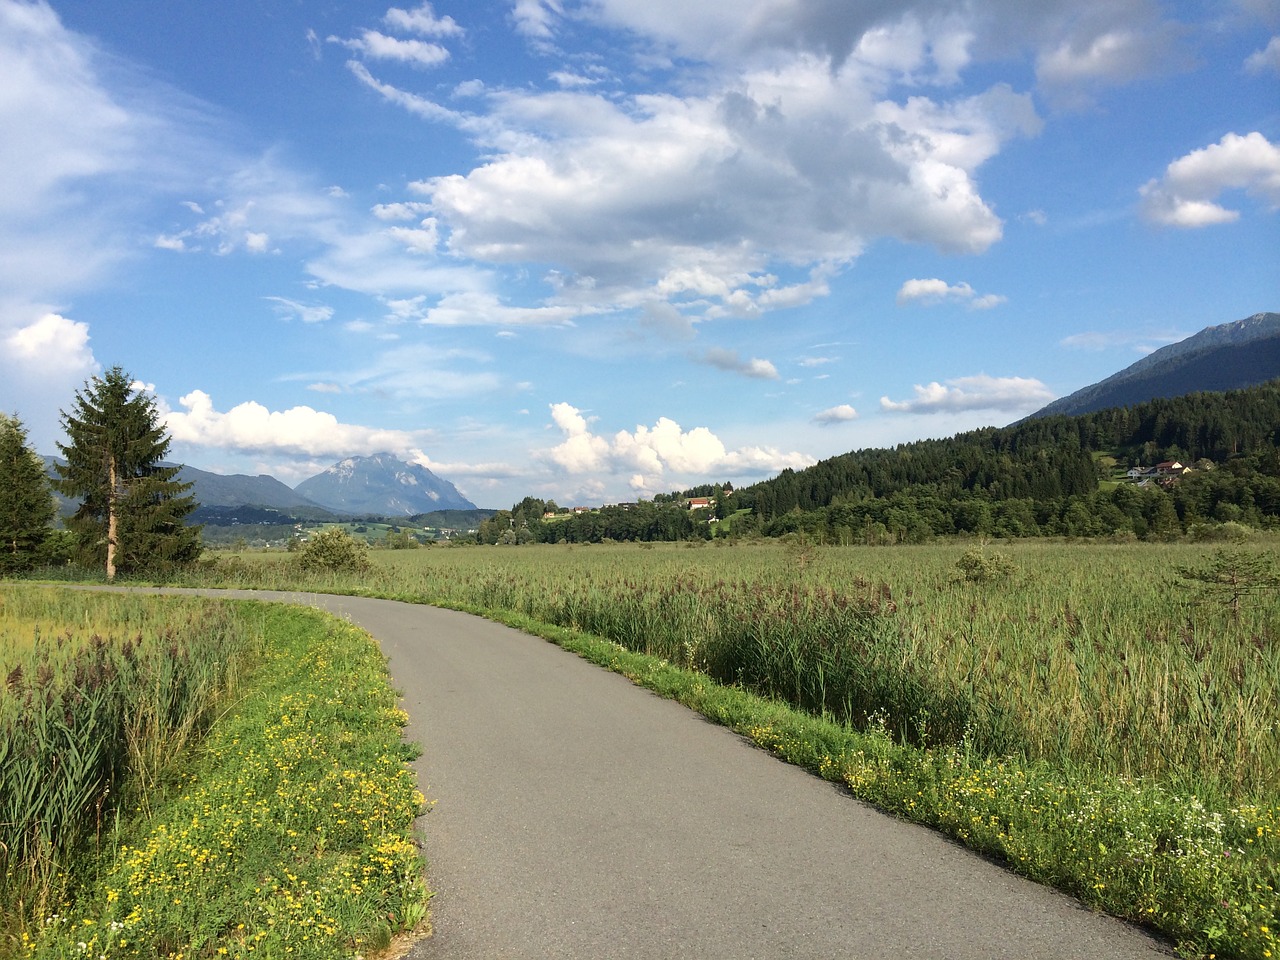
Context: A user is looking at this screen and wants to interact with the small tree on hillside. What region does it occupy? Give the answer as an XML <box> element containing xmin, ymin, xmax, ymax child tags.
<box><xmin>0</xmin><ymin>413</ymin><xmax>56</xmax><ymax>573</ymax></box>
<box><xmin>55</xmin><ymin>367</ymin><xmax>201</xmax><ymax>579</ymax></box>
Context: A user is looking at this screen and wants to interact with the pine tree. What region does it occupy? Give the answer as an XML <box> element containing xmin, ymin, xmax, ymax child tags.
<box><xmin>54</xmin><ymin>367</ymin><xmax>201</xmax><ymax>579</ymax></box>
<box><xmin>0</xmin><ymin>412</ymin><xmax>56</xmax><ymax>574</ymax></box>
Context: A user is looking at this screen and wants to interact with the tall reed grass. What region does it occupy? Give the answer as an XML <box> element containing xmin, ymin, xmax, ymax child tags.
<box><xmin>0</xmin><ymin>587</ymin><xmax>259</xmax><ymax>927</ymax></box>
<box><xmin>140</xmin><ymin>539</ymin><xmax>1279</xmax><ymax>957</ymax></box>
<box><xmin>188</xmin><ymin>540</ymin><xmax>1280</xmax><ymax>802</ymax></box>
<box><xmin>15</xmin><ymin>603</ymin><xmax>427</xmax><ymax>960</ymax></box>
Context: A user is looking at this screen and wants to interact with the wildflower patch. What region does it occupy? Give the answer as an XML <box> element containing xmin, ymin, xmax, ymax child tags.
<box><xmin>19</xmin><ymin>602</ymin><xmax>429</xmax><ymax>960</ymax></box>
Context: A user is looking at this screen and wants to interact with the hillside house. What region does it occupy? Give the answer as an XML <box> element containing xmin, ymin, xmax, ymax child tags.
<box><xmin>687</xmin><ymin>497</ymin><xmax>715</xmax><ymax>511</ymax></box>
<box><xmin>1156</xmin><ymin>461</ymin><xmax>1189</xmax><ymax>477</ymax></box>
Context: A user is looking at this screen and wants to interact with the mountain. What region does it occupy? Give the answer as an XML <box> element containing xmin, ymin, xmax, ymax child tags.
<box><xmin>1029</xmin><ymin>312</ymin><xmax>1280</xmax><ymax>419</ymax></box>
<box><xmin>42</xmin><ymin>457</ymin><xmax>339</xmax><ymax>519</ymax></box>
<box><xmin>294</xmin><ymin>453</ymin><xmax>476</xmax><ymax>516</ymax></box>
<box><xmin>173</xmin><ymin>464</ymin><xmax>324</xmax><ymax>511</ymax></box>
<box><xmin>43</xmin><ymin>454</ymin><xmax>476</xmax><ymax>519</ymax></box>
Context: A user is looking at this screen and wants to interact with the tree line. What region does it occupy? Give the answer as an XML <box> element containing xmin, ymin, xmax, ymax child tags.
<box><xmin>735</xmin><ymin>381</ymin><xmax>1280</xmax><ymax>521</ymax></box>
<box><xmin>7</xmin><ymin>375</ymin><xmax>1276</xmax><ymax>565</ymax></box>
<box><xmin>1</xmin><ymin>367</ymin><xmax>199</xmax><ymax>578</ymax></box>
<box><xmin>484</xmin><ymin>381</ymin><xmax>1280</xmax><ymax>545</ymax></box>
<box><xmin>476</xmin><ymin>496</ymin><xmax>716</xmax><ymax>545</ymax></box>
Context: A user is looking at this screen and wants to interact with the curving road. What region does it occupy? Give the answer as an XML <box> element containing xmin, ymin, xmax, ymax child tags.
<box><xmin>116</xmin><ymin>590</ymin><xmax>1172</xmax><ymax>959</ymax></box>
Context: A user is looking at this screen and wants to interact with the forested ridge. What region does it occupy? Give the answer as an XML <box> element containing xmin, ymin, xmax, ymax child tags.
<box><xmin>731</xmin><ymin>380</ymin><xmax>1280</xmax><ymax>541</ymax></box>
<box><xmin>470</xmin><ymin>381</ymin><xmax>1279</xmax><ymax>544</ymax></box>
<box><xmin>742</xmin><ymin>381</ymin><xmax>1280</xmax><ymax>514</ymax></box>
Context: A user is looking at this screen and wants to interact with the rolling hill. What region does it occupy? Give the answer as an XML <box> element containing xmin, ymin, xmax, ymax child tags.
<box><xmin>173</xmin><ymin>464</ymin><xmax>326</xmax><ymax>511</ymax></box>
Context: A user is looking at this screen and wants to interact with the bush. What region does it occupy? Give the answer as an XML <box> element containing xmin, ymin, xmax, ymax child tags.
<box><xmin>956</xmin><ymin>548</ymin><xmax>1016</xmax><ymax>584</ymax></box>
<box><xmin>1187</xmin><ymin>520</ymin><xmax>1254</xmax><ymax>543</ymax></box>
<box><xmin>295</xmin><ymin>527</ymin><xmax>371</xmax><ymax>573</ymax></box>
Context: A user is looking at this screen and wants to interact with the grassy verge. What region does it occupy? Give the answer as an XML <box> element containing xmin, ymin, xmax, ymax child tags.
<box><xmin>431</xmin><ymin>600</ymin><xmax>1276</xmax><ymax>960</ymax></box>
<box><xmin>1</xmin><ymin>588</ymin><xmax>258</xmax><ymax>931</ymax></box>
<box><xmin>5</xmin><ymin>595</ymin><xmax>428</xmax><ymax>960</ymax></box>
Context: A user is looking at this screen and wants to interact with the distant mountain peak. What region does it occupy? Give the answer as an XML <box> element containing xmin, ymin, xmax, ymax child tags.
<box><xmin>294</xmin><ymin>453</ymin><xmax>475</xmax><ymax>516</ymax></box>
<box><xmin>1028</xmin><ymin>311</ymin><xmax>1280</xmax><ymax>420</ymax></box>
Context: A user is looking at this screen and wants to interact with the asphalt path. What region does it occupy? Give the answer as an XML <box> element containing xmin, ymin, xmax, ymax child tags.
<box><xmin>107</xmin><ymin>589</ymin><xmax>1172</xmax><ymax>959</ymax></box>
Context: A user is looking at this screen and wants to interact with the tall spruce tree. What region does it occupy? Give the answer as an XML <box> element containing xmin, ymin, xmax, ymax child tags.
<box><xmin>54</xmin><ymin>367</ymin><xmax>201</xmax><ymax>579</ymax></box>
<box><xmin>0</xmin><ymin>412</ymin><xmax>56</xmax><ymax>573</ymax></box>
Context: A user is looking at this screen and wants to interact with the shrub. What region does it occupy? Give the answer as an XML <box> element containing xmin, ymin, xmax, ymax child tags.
<box><xmin>1175</xmin><ymin>547</ymin><xmax>1280</xmax><ymax>620</ymax></box>
<box><xmin>1187</xmin><ymin>520</ymin><xmax>1254</xmax><ymax>543</ymax></box>
<box><xmin>295</xmin><ymin>527</ymin><xmax>371</xmax><ymax>573</ymax></box>
<box><xmin>955</xmin><ymin>547</ymin><xmax>1016</xmax><ymax>584</ymax></box>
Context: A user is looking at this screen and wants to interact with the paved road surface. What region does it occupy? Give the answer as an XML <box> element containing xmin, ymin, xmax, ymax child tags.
<box><xmin>115</xmin><ymin>589</ymin><xmax>1172</xmax><ymax>959</ymax></box>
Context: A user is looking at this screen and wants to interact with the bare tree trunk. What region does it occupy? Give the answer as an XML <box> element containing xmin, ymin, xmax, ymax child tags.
<box><xmin>106</xmin><ymin>455</ymin><xmax>117</xmax><ymax>581</ymax></box>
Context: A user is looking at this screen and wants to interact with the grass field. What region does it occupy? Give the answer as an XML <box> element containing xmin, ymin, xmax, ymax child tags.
<box><xmin>196</xmin><ymin>539</ymin><xmax>1280</xmax><ymax>798</ymax></box>
<box><xmin>0</xmin><ymin>587</ymin><xmax>427</xmax><ymax>960</ymax></box>
<box><xmin>180</xmin><ymin>537</ymin><xmax>1278</xmax><ymax>959</ymax></box>
<box><xmin>7</xmin><ymin>538</ymin><xmax>1277</xmax><ymax>958</ymax></box>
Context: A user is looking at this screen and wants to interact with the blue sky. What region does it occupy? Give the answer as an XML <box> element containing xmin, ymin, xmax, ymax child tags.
<box><xmin>1</xmin><ymin>0</ymin><xmax>1277</xmax><ymax>509</ymax></box>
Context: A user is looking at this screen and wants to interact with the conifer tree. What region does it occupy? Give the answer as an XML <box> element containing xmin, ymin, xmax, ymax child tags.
<box><xmin>54</xmin><ymin>367</ymin><xmax>201</xmax><ymax>579</ymax></box>
<box><xmin>0</xmin><ymin>412</ymin><xmax>56</xmax><ymax>573</ymax></box>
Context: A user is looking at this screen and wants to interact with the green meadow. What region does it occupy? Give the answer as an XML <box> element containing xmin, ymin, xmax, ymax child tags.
<box><xmin>3</xmin><ymin>537</ymin><xmax>1277</xmax><ymax>959</ymax></box>
<box><xmin>0</xmin><ymin>587</ymin><xmax>427</xmax><ymax>960</ymax></box>
<box><xmin>186</xmin><ymin>537</ymin><xmax>1279</xmax><ymax>959</ymax></box>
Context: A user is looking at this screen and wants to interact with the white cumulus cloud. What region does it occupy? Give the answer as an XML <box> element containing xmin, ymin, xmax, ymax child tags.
<box><xmin>329</xmin><ymin>30</ymin><xmax>451</xmax><ymax>68</ymax></box>
<box><xmin>544</xmin><ymin>402</ymin><xmax>813</xmax><ymax>487</ymax></box>
<box><xmin>371</xmin><ymin>201</ymin><xmax>434</xmax><ymax>221</ymax></box>
<box><xmin>1035</xmin><ymin>25</ymin><xmax>1185</xmax><ymax>92</ymax></box>
<box><xmin>1140</xmin><ymin>131</ymin><xmax>1280</xmax><ymax>227</ymax></box>
<box><xmin>0</xmin><ymin>309</ymin><xmax>99</xmax><ymax>451</ymax></box>
<box><xmin>163</xmin><ymin>390</ymin><xmax>427</xmax><ymax>458</ymax></box>
<box><xmin>880</xmin><ymin>374</ymin><xmax>1053</xmax><ymax>414</ymax></box>
<box><xmin>547</xmin><ymin>401</ymin><xmax>611</xmax><ymax>472</ymax></box>
<box><xmin>700</xmin><ymin>347</ymin><xmax>780</xmax><ymax>380</ymax></box>
<box><xmin>814</xmin><ymin>404</ymin><xmax>858</xmax><ymax>424</ymax></box>
<box><xmin>417</xmin><ymin>291</ymin><xmax>583</xmax><ymax>326</ymax></box>
<box><xmin>376</xmin><ymin>62</ymin><xmax>1038</xmax><ymax>318</ymax></box>
<box><xmin>383</xmin><ymin>3</ymin><xmax>463</xmax><ymax>38</ymax></box>
<box><xmin>387</xmin><ymin>219</ymin><xmax>441</xmax><ymax>254</ymax></box>
<box><xmin>896</xmin><ymin>278</ymin><xmax>1006</xmax><ymax>308</ymax></box>
<box><xmin>3</xmin><ymin>311</ymin><xmax>97</xmax><ymax>379</ymax></box>
<box><xmin>513</xmin><ymin>0</ymin><xmax>562</xmax><ymax>40</ymax></box>
<box><xmin>1245</xmin><ymin>36</ymin><xmax>1280</xmax><ymax>74</ymax></box>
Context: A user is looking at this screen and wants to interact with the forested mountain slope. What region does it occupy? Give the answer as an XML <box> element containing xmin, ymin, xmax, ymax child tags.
<box><xmin>490</xmin><ymin>383</ymin><xmax>1279</xmax><ymax>544</ymax></box>
<box><xmin>731</xmin><ymin>381</ymin><xmax>1280</xmax><ymax>540</ymax></box>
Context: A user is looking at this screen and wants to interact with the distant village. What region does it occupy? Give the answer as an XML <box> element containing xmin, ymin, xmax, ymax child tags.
<box><xmin>1124</xmin><ymin>460</ymin><xmax>1196</xmax><ymax>488</ymax></box>
<box><xmin>545</xmin><ymin>488</ymin><xmax>726</xmax><ymax>520</ymax></box>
